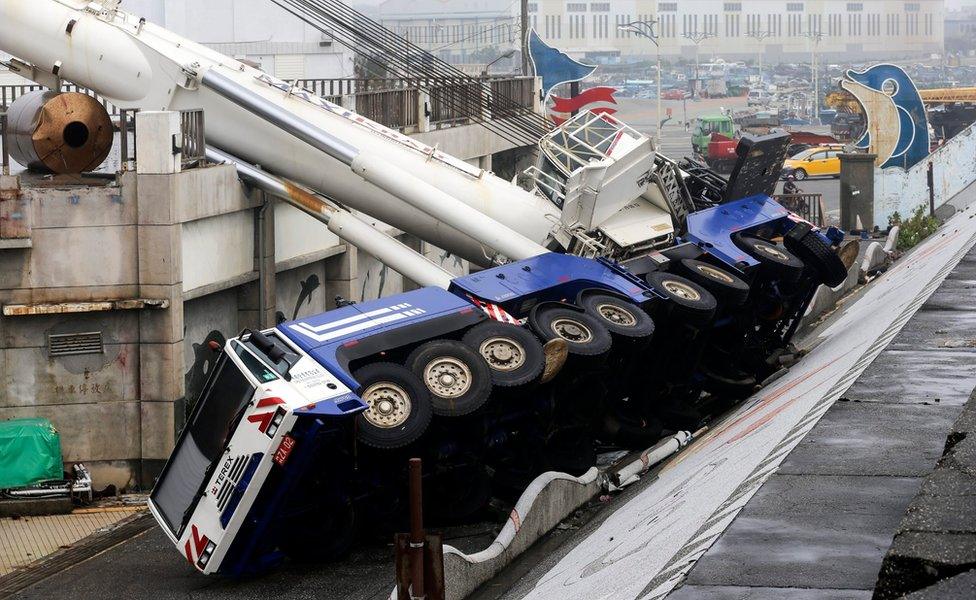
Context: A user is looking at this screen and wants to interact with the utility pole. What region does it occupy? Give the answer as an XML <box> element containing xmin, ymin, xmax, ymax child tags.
<box><xmin>804</xmin><ymin>30</ymin><xmax>825</xmax><ymax>122</ymax></box>
<box><xmin>681</xmin><ymin>31</ymin><xmax>716</xmax><ymax>98</ymax></box>
<box><xmin>521</xmin><ymin>0</ymin><xmax>530</xmax><ymax>75</ymax></box>
<box><xmin>619</xmin><ymin>19</ymin><xmax>662</xmax><ymax>142</ymax></box>
<box><xmin>747</xmin><ymin>30</ymin><xmax>771</xmax><ymax>86</ymax></box>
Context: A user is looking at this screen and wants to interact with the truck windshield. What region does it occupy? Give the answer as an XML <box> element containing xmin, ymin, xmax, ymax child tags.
<box><xmin>150</xmin><ymin>354</ymin><xmax>256</xmax><ymax>536</ymax></box>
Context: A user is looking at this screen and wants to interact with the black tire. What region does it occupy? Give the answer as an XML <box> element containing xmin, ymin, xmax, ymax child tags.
<box><xmin>793</xmin><ymin>168</ymin><xmax>807</xmax><ymax>181</ymax></box>
<box><xmin>353</xmin><ymin>363</ymin><xmax>432</xmax><ymax>449</ymax></box>
<box><xmin>644</xmin><ymin>272</ymin><xmax>717</xmax><ymax>323</ymax></box>
<box><xmin>579</xmin><ymin>293</ymin><xmax>656</xmax><ymax>340</ymax></box>
<box><xmin>784</xmin><ymin>228</ymin><xmax>848</xmax><ymax>288</ymax></box>
<box><xmin>529</xmin><ymin>305</ymin><xmax>613</xmax><ymax>357</ymax></box>
<box><xmin>406</xmin><ymin>340</ymin><xmax>493</xmax><ymax>416</ymax></box>
<box><xmin>736</xmin><ymin>236</ymin><xmax>805</xmax><ymax>281</ymax></box>
<box><xmin>461</xmin><ymin>322</ymin><xmax>545</xmax><ymax>388</ymax></box>
<box><xmin>677</xmin><ymin>259</ymin><xmax>751</xmax><ymax>306</ymax></box>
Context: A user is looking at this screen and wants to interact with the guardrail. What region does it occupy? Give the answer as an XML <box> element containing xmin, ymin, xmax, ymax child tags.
<box><xmin>774</xmin><ymin>193</ymin><xmax>826</xmax><ymax>227</ymax></box>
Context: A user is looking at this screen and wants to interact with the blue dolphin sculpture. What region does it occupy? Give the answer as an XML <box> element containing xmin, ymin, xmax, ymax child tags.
<box><xmin>841</xmin><ymin>64</ymin><xmax>929</xmax><ymax>170</ymax></box>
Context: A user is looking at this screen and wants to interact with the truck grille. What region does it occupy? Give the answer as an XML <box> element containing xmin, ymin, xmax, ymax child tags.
<box><xmin>216</xmin><ymin>455</ymin><xmax>249</xmax><ymax>512</ymax></box>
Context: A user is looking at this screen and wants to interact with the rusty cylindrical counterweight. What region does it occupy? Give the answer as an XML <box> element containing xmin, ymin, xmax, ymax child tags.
<box><xmin>6</xmin><ymin>91</ymin><xmax>113</xmax><ymax>174</ymax></box>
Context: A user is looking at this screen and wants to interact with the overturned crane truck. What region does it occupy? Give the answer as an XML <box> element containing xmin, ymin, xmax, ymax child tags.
<box><xmin>0</xmin><ymin>0</ymin><xmax>849</xmax><ymax>576</ymax></box>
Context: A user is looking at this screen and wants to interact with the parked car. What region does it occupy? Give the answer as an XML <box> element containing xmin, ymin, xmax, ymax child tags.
<box><xmin>782</xmin><ymin>145</ymin><xmax>846</xmax><ymax>180</ymax></box>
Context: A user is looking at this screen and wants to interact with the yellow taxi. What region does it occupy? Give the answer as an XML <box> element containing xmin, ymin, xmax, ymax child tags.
<box><xmin>783</xmin><ymin>146</ymin><xmax>845</xmax><ymax>180</ymax></box>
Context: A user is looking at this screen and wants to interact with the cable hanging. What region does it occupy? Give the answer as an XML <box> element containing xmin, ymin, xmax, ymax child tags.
<box><xmin>268</xmin><ymin>0</ymin><xmax>553</xmax><ymax>146</ymax></box>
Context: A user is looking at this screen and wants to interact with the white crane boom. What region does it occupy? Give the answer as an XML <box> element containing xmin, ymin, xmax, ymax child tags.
<box><xmin>0</xmin><ymin>0</ymin><xmax>555</xmax><ymax>266</ymax></box>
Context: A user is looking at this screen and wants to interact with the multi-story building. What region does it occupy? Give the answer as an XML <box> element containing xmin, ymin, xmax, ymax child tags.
<box><xmin>121</xmin><ymin>0</ymin><xmax>356</xmax><ymax>79</ymax></box>
<box><xmin>373</xmin><ymin>0</ymin><xmax>522</xmax><ymax>66</ymax></box>
<box><xmin>945</xmin><ymin>5</ymin><xmax>976</xmax><ymax>53</ymax></box>
<box><xmin>375</xmin><ymin>1</ymin><xmax>945</xmax><ymax>65</ymax></box>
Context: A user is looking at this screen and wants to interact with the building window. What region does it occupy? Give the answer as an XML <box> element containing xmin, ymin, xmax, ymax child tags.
<box><xmin>527</xmin><ymin>3</ymin><xmax>538</xmax><ymax>12</ymax></box>
<box><xmin>567</xmin><ymin>3</ymin><xmax>587</xmax><ymax>12</ymax></box>
<box><xmin>723</xmin><ymin>2</ymin><xmax>741</xmax><ymax>11</ymax></box>
<box><xmin>786</xmin><ymin>3</ymin><xmax>803</xmax><ymax>12</ymax></box>
<box><xmin>590</xmin><ymin>3</ymin><xmax>610</xmax><ymax>12</ymax></box>
<box><xmin>658</xmin><ymin>3</ymin><xmax>677</xmax><ymax>12</ymax></box>
<box><xmin>904</xmin><ymin>3</ymin><xmax>920</xmax><ymax>12</ymax></box>
<box><xmin>847</xmin><ymin>3</ymin><xmax>863</xmax><ymax>11</ymax></box>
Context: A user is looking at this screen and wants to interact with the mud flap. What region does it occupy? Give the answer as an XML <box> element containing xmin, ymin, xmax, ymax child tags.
<box><xmin>539</xmin><ymin>339</ymin><xmax>569</xmax><ymax>384</ymax></box>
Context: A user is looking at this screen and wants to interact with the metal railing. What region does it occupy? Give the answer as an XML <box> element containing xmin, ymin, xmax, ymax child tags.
<box><xmin>0</xmin><ymin>75</ymin><xmax>536</xmax><ymax>135</ymax></box>
<box><xmin>355</xmin><ymin>87</ymin><xmax>419</xmax><ymax>130</ymax></box>
<box><xmin>180</xmin><ymin>109</ymin><xmax>207</xmax><ymax>169</ymax></box>
<box><xmin>0</xmin><ymin>83</ymin><xmax>121</xmax><ymax>116</ymax></box>
<box><xmin>774</xmin><ymin>193</ymin><xmax>826</xmax><ymax>227</ymax></box>
<box><xmin>118</xmin><ymin>109</ymin><xmax>138</xmax><ymax>171</ymax></box>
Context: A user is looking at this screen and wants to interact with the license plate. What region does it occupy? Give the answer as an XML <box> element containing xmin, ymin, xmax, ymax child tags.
<box><xmin>273</xmin><ymin>434</ymin><xmax>296</xmax><ymax>466</ymax></box>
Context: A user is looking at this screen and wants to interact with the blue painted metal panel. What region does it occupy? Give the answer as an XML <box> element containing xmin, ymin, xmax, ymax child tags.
<box><xmin>279</xmin><ymin>288</ymin><xmax>474</xmax><ymax>390</ymax></box>
<box><xmin>684</xmin><ymin>195</ymin><xmax>792</xmax><ymax>269</ymax></box>
<box><xmin>450</xmin><ymin>253</ymin><xmax>653</xmax><ymax>316</ymax></box>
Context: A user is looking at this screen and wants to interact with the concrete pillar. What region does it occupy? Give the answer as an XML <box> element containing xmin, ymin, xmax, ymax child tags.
<box><xmin>532</xmin><ymin>76</ymin><xmax>544</xmax><ymax>115</ymax></box>
<box><xmin>479</xmin><ymin>153</ymin><xmax>492</xmax><ymax>172</ymax></box>
<box><xmin>399</xmin><ymin>234</ymin><xmax>424</xmax><ymax>292</ymax></box>
<box><xmin>341</xmin><ymin>94</ymin><xmax>357</xmax><ymax>111</ymax></box>
<box><xmin>417</xmin><ymin>89</ymin><xmax>431</xmax><ymax>133</ymax></box>
<box><xmin>135</xmin><ymin>172</ymin><xmax>185</xmax><ymax>486</ymax></box>
<box><xmin>135</xmin><ymin>111</ymin><xmax>181</xmax><ymax>175</ymax></box>
<box><xmin>324</xmin><ymin>246</ymin><xmax>359</xmax><ymax>306</ymax></box>
<box><xmin>840</xmin><ymin>153</ymin><xmax>877</xmax><ymax>231</ymax></box>
<box><xmin>239</xmin><ymin>191</ymin><xmax>277</xmax><ymax>329</ymax></box>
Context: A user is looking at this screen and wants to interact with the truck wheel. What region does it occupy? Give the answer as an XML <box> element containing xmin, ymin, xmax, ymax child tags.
<box><xmin>530</xmin><ymin>305</ymin><xmax>612</xmax><ymax>357</ymax></box>
<box><xmin>407</xmin><ymin>340</ymin><xmax>493</xmax><ymax>416</ymax></box>
<box><xmin>736</xmin><ymin>236</ymin><xmax>805</xmax><ymax>281</ymax></box>
<box><xmin>462</xmin><ymin>322</ymin><xmax>545</xmax><ymax>388</ymax></box>
<box><xmin>353</xmin><ymin>363</ymin><xmax>432</xmax><ymax>449</ymax></box>
<box><xmin>793</xmin><ymin>168</ymin><xmax>807</xmax><ymax>181</ymax></box>
<box><xmin>784</xmin><ymin>229</ymin><xmax>849</xmax><ymax>288</ymax></box>
<box><xmin>579</xmin><ymin>293</ymin><xmax>655</xmax><ymax>340</ymax></box>
<box><xmin>645</xmin><ymin>272</ymin><xmax>717</xmax><ymax>323</ymax></box>
<box><xmin>677</xmin><ymin>259</ymin><xmax>751</xmax><ymax>306</ymax></box>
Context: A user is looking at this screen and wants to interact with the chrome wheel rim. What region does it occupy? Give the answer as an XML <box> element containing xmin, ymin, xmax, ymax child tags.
<box><xmin>551</xmin><ymin>317</ymin><xmax>594</xmax><ymax>343</ymax></box>
<box><xmin>597</xmin><ymin>303</ymin><xmax>638</xmax><ymax>327</ymax></box>
<box><xmin>424</xmin><ymin>357</ymin><xmax>473</xmax><ymax>398</ymax></box>
<box><xmin>663</xmin><ymin>280</ymin><xmax>702</xmax><ymax>301</ymax></box>
<box><xmin>361</xmin><ymin>382</ymin><xmax>411</xmax><ymax>429</ymax></box>
<box><xmin>697</xmin><ymin>264</ymin><xmax>735</xmax><ymax>284</ymax></box>
<box><xmin>479</xmin><ymin>337</ymin><xmax>526</xmax><ymax>372</ymax></box>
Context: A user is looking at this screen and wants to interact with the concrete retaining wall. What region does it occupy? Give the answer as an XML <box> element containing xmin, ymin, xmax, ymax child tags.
<box><xmin>875</xmin><ymin>121</ymin><xmax>976</xmax><ymax>226</ymax></box>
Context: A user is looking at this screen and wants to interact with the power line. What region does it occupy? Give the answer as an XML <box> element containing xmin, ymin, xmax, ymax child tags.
<box><xmin>268</xmin><ymin>0</ymin><xmax>552</xmax><ymax>145</ymax></box>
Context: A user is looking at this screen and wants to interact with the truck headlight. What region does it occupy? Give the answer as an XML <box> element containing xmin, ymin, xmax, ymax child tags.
<box><xmin>265</xmin><ymin>407</ymin><xmax>286</xmax><ymax>438</ymax></box>
<box><xmin>197</xmin><ymin>541</ymin><xmax>217</xmax><ymax>568</ymax></box>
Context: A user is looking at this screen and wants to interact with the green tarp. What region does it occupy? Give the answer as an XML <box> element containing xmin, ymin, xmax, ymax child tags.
<box><xmin>0</xmin><ymin>418</ymin><xmax>64</xmax><ymax>489</ymax></box>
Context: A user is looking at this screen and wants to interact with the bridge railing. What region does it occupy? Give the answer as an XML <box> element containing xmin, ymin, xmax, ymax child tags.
<box><xmin>774</xmin><ymin>193</ymin><xmax>826</xmax><ymax>227</ymax></box>
<box><xmin>0</xmin><ymin>75</ymin><xmax>537</xmax><ymax>135</ymax></box>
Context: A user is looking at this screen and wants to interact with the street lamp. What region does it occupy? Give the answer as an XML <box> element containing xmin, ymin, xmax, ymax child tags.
<box><xmin>747</xmin><ymin>30</ymin><xmax>772</xmax><ymax>87</ymax></box>
<box><xmin>681</xmin><ymin>31</ymin><xmax>716</xmax><ymax>97</ymax></box>
<box><xmin>618</xmin><ymin>19</ymin><xmax>663</xmax><ymax>141</ymax></box>
<box><xmin>483</xmin><ymin>49</ymin><xmax>516</xmax><ymax>76</ymax></box>
<box><xmin>803</xmin><ymin>30</ymin><xmax>825</xmax><ymax>122</ymax></box>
